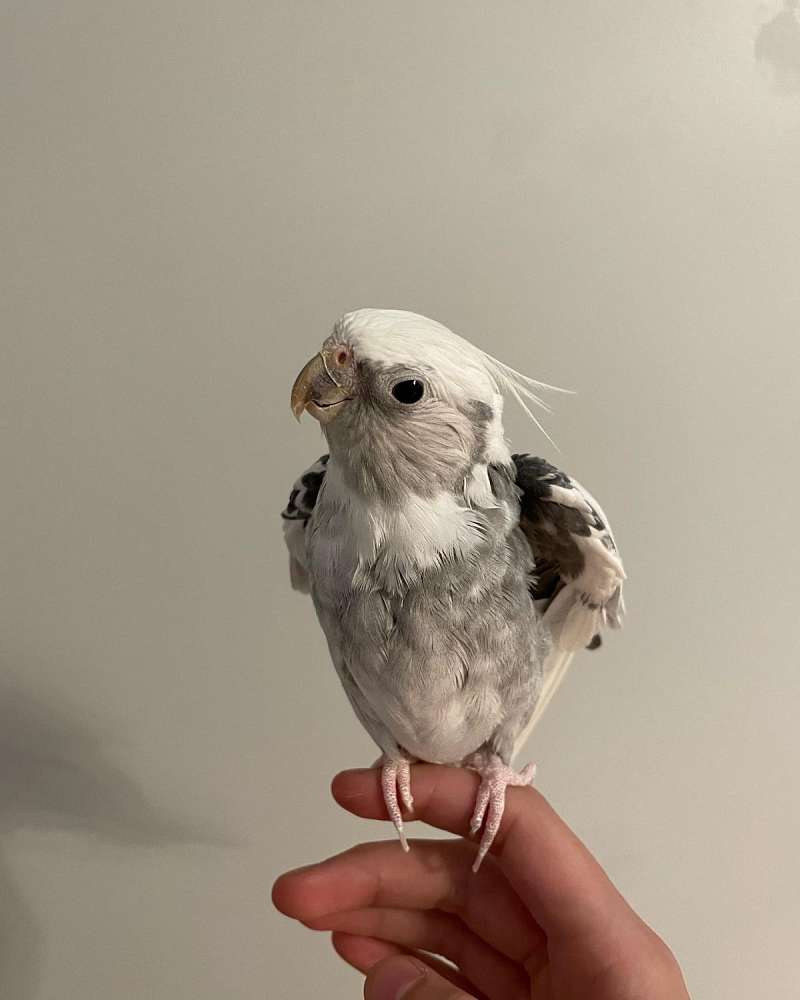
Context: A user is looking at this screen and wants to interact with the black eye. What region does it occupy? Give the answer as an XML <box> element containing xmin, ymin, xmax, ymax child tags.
<box><xmin>391</xmin><ymin>379</ymin><xmax>425</xmax><ymax>404</ymax></box>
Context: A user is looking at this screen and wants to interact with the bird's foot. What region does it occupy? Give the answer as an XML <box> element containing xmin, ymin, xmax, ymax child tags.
<box><xmin>379</xmin><ymin>754</ymin><xmax>415</xmax><ymax>853</ymax></box>
<box><xmin>466</xmin><ymin>753</ymin><xmax>537</xmax><ymax>872</ymax></box>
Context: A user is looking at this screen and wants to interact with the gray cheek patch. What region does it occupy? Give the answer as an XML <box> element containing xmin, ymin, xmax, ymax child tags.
<box><xmin>460</xmin><ymin>398</ymin><xmax>494</xmax><ymax>465</ymax></box>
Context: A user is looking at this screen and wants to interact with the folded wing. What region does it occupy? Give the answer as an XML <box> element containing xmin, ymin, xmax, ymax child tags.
<box><xmin>281</xmin><ymin>454</ymin><xmax>329</xmax><ymax>594</ymax></box>
<box><xmin>512</xmin><ymin>454</ymin><xmax>626</xmax><ymax>746</ymax></box>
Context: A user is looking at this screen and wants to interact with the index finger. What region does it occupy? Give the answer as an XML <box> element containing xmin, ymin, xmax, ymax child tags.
<box><xmin>332</xmin><ymin>764</ymin><xmax>633</xmax><ymax>941</ymax></box>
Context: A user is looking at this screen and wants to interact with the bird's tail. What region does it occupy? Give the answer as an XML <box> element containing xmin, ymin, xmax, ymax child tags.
<box><xmin>512</xmin><ymin>644</ymin><xmax>575</xmax><ymax>760</ymax></box>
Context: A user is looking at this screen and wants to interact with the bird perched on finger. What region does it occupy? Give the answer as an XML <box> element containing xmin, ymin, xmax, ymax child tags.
<box><xmin>282</xmin><ymin>309</ymin><xmax>625</xmax><ymax>871</ymax></box>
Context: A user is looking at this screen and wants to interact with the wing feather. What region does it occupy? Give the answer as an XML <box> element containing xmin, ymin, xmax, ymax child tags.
<box><xmin>281</xmin><ymin>454</ymin><xmax>329</xmax><ymax>593</ymax></box>
<box><xmin>512</xmin><ymin>454</ymin><xmax>626</xmax><ymax>747</ymax></box>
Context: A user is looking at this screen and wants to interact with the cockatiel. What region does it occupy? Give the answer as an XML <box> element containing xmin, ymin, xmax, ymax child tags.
<box><xmin>282</xmin><ymin>309</ymin><xmax>625</xmax><ymax>871</ymax></box>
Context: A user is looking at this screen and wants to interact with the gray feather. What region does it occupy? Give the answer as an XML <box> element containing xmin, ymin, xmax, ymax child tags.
<box><xmin>305</xmin><ymin>461</ymin><xmax>548</xmax><ymax>765</ymax></box>
<box><xmin>281</xmin><ymin>390</ymin><xmax>625</xmax><ymax>768</ymax></box>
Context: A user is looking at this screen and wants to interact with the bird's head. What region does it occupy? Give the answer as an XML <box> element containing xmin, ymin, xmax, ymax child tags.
<box><xmin>290</xmin><ymin>309</ymin><xmax>560</xmax><ymax>504</ymax></box>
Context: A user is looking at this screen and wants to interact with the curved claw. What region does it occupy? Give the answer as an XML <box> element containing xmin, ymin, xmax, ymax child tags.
<box><xmin>469</xmin><ymin>757</ymin><xmax>537</xmax><ymax>872</ymax></box>
<box><xmin>380</xmin><ymin>756</ymin><xmax>414</xmax><ymax>852</ymax></box>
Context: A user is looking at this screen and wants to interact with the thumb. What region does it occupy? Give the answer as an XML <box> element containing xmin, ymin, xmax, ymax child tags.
<box><xmin>364</xmin><ymin>955</ymin><xmax>475</xmax><ymax>1000</ymax></box>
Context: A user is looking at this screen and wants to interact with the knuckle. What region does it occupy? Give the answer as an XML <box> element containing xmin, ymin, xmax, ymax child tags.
<box><xmin>645</xmin><ymin>931</ymin><xmax>681</xmax><ymax>970</ymax></box>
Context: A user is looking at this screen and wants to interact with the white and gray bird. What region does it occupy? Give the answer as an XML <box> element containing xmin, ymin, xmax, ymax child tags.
<box><xmin>282</xmin><ymin>309</ymin><xmax>625</xmax><ymax>870</ymax></box>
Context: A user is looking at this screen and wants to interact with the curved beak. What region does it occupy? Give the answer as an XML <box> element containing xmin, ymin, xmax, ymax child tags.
<box><xmin>290</xmin><ymin>352</ymin><xmax>352</xmax><ymax>424</ymax></box>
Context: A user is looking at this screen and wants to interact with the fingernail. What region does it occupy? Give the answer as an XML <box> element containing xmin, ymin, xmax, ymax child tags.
<box><xmin>373</xmin><ymin>956</ymin><xmax>426</xmax><ymax>1000</ymax></box>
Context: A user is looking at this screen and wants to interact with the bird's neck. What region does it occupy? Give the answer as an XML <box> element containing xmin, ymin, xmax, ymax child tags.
<box><xmin>321</xmin><ymin>459</ymin><xmax>491</xmax><ymax>586</ymax></box>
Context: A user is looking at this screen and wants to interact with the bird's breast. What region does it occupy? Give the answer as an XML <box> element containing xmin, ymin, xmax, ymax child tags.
<box><xmin>336</xmin><ymin>578</ymin><xmax>537</xmax><ymax>763</ymax></box>
<box><xmin>306</xmin><ymin>482</ymin><xmax>541</xmax><ymax>763</ymax></box>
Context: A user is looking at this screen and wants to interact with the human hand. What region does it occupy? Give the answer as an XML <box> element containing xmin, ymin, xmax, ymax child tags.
<box><xmin>272</xmin><ymin>765</ymin><xmax>690</xmax><ymax>999</ymax></box>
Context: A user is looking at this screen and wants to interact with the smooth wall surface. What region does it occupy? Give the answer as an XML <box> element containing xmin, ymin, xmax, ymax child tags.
<box><xmin>3</xmin><ymin>3</ymin><xmax>799</xmax><ymax>997</ymax></box>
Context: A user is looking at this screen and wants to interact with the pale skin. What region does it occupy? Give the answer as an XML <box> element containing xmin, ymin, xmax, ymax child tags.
<box><xmin>273</xmin><ymin>765</ymin><xmax>691</xmax><ymax>1000</ymax></box>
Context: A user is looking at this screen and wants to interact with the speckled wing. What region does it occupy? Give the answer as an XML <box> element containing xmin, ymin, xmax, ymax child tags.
<box><xmin>513</xmin><ymin>454</ymin><xmax>626</xmax><ymax>652</ymax></box>
<box><xmin>281</xmin><ymin>454</ymin><xmax>329</xmax><ymax>593</ymax></box>
<box><xmin>510</xmin><ymin>455</ymin><xmax>626</xmax><ymax>749</ymax></box>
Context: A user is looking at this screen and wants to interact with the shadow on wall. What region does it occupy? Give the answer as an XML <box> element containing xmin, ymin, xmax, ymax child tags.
<box><xmin>756</xmin><ymin>0</ymin><xmax>800</xmax><ymax>91</ymax></box>
<box><xmin>0</xmin><ymin>669</ymin><xmax>228</xmax><ymax>999</ymax></box>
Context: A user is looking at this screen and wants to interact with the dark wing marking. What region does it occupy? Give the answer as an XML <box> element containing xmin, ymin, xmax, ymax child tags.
<box><xmin>513</xmin><ymin>454</ymin><xmax>625</xmax><ymax>652</ymax></box>
<box><xmin>281</xmin><ymin>454</ymin><xmax>329</xmax><ymax>521</ymax></box>
<box><xmin>281</xmin><ymin>454</ymin><xmax>329</xmax><ymax>592</ymax></box>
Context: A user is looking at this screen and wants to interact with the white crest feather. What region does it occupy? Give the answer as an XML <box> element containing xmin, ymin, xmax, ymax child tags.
<box><xmin>334</xmin><ymin>309</ymin><xmax>570</xmax><ymax>449</ymax></box>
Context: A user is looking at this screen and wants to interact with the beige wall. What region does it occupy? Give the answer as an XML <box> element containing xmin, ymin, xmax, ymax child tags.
<box><xmin>3</xmin><ymin>2</ymin><xmax>799</xmax><ymax>997</ymax></box>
